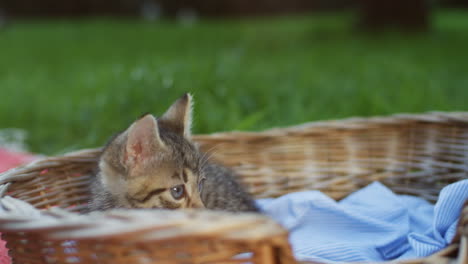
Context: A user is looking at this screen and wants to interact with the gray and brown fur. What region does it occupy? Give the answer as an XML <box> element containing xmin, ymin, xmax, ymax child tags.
<box><xmin>88</xmin><ymin>93</ymin><xmax>258</xmax><ymax>213</ymax></box>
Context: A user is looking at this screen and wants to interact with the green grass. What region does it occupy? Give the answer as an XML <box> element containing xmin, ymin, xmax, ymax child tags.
<box><xmin>1</xmin><ymin>10</ymin><xmax>468</xmax><ymax>155</ymax></box>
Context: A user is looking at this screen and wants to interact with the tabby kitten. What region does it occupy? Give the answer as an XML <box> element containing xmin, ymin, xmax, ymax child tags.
<box><xmin>88</xmin><ymin>94</ymin><xmax>258</xmax><ymax>213</ymax></box>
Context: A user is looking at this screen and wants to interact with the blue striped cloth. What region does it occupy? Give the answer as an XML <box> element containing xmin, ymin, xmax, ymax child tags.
<box><xmin>257</xmin><ymin>180</ymin><xmax>468</xmax><ymax>263</ymax></box>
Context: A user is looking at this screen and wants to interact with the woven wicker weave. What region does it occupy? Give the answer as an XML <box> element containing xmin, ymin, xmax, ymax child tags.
<box><xmin>0</xmin><ymin>112</ymin><xmax>467</xmax><ymax>264</ymax></box>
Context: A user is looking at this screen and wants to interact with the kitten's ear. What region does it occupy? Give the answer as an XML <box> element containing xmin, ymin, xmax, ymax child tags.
<box><xmin>124</xmin><ymin>114</ymin><xmax>165</xmax><ymax>169</ymax></box>
<box><xmin>159</xmin><ymin>93</ymin><xmax>193</xmax><ymax>138</ymax></box>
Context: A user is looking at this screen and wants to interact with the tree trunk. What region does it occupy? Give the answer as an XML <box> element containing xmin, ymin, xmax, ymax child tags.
<box><xmin>359</xmin><ymin>0</ymin><xmax>430</xmax><ymax>32</ymax></box>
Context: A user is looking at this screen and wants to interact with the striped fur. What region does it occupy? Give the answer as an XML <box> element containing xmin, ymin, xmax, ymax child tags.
<box><xmin>88</xmin><ymin>94</ymin><xmax>258</xmax><ymax>213</ymax></box>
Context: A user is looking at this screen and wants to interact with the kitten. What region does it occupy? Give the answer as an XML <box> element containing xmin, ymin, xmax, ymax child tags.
<box><xmin>88</xmin><ymin>93</ymin><xmax>258</xmax><ymax>213</ymax></box>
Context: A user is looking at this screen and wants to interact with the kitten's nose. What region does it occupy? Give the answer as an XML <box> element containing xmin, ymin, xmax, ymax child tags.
<box><xmin>190</xmin><ymin>195</ymin><xmax>205</xmax><ymax>209</ymax></box>
<box><xmin>191</xmin><ymin>202</ymin><xmax>204</xmax><ymax>209</ymax></box>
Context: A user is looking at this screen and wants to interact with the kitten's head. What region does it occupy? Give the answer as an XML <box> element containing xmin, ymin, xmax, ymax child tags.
<box><xmin>98</xmin><ymin>93</ymin><xmax>206</xmax><ymax>209</ymax></box>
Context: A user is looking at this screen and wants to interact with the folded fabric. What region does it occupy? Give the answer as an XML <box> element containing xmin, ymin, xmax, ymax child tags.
<box><xmin>257</xmin><ymin>180</ymin><xmax>468</xmax><ymax>263</ymax></box>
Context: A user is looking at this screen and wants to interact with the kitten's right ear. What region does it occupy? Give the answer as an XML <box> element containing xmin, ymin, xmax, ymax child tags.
<box><xmin>159</xmin><ymin>93</ymin><xmax>193</xmax><ymax>138</ymax></box>
<box><xmin>124</xmin><ymin>114</ymin><xmax>165</xmax><ymax>170</ymax></box>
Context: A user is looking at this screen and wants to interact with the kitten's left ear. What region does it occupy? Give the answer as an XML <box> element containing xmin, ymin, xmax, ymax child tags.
<box><xmin>159</xmin><ymin>93</ymin><xmax>193</xmax><ymax>138</ymax></box>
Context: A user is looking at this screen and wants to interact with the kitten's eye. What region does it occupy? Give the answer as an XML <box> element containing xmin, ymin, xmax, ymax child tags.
<box><xmin>198</xmin><ymin>177</ymin><xmax>206</xmax><ymax>193</ymax></box>
<box><xmin>170</xmin><ymin>185</ymin><xmax>185</xmax><ymax>200</ymax></box>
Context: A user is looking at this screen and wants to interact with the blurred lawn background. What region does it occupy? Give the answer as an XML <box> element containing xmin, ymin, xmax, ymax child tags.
<box><xmin>0</xmin><ymin>9</ymin><xmax>467</xmax><ymax>155</ymax></box>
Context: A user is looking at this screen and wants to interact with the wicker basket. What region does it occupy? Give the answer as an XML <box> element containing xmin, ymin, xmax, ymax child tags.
<box><xmin>0</xmin><ymin>112</ymin><xmax>467</xmax><ymax>264</ymax></box>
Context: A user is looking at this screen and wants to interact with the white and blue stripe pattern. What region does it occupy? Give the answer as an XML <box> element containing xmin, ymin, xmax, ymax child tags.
<box><xmin>257</xmin><ymin>180</ymin><xmax>468</xmax><ymax>263</ymax></box>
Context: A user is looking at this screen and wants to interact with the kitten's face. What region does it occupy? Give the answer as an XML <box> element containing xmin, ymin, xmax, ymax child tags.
<box><xmin>125</xmin><ymin>166</ymin><xmax>204</xmax><ymax>209</ymax></box>
<box><xmin>98</xmin><ymin>93</ymin><xmax>206</xmax><ymax>209</ymax></box>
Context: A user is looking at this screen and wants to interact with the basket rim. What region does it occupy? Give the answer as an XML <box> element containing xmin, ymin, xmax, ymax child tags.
<box><xmin>194</xmin><ymin>111</ymin><xmax>468</xmax><ymax>139</ymax></box>
<box><xmin>0</xmin><ymin>201</ymin><xmax>284</xmax><ymax>241</ymax></box>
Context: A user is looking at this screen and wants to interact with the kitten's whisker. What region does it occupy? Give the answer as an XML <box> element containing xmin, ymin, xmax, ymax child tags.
<box><xmin>203</xmin><ymin>144</ymin><xmax>219</xmax><ymax>157</ymax></box>
<box><xmin>199</xmin><ymin>144</ymin><xmax>221</xmax><ymax>167</ymax></box>
<box><xmin>202</xmin><ymin>144</ymin><xmax>220</xmax><ymax>157</ymax></box>
<box><xmin>201</xmin><ymin>150</ymin><xmax>218</xmax><ymax>168</ymax></box>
